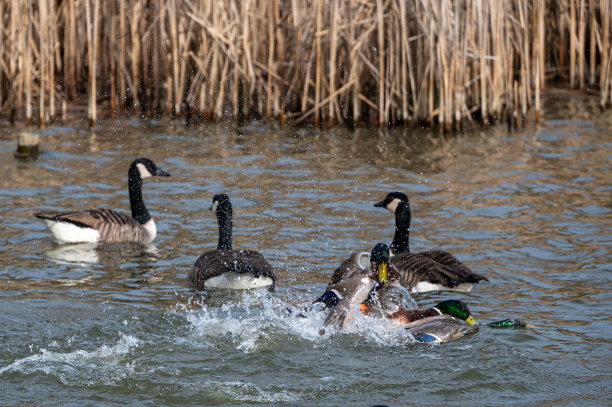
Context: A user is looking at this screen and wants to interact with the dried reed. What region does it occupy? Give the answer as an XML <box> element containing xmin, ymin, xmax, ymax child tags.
<box><xmin>0</xmin><ymin>0</ymin><xmax>610</xmax><ymax>128</ymax></box>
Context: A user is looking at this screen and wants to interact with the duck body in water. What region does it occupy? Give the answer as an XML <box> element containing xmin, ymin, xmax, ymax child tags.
<box><xmin>379</xmin><ymin>299</ymin><xmax>479</xmax><ymax>343</ymax></box>
<box><xmin>316</xmin><ymin>244</ymin><xmax>478</xmax><ymax>342</ymax></box>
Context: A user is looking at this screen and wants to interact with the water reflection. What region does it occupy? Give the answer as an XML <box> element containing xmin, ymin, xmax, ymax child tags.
<box><xmin>45</xmin><ymin>242</ymin><xmax>100</xmax><ymax>265</ymax></box>
<box><xmin>44</xmin><ymin>242</ymin><xmax>160</xmax><ymax>267</ymax></box>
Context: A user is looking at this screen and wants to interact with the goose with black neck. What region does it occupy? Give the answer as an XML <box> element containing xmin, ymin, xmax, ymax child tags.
<box><xmin>374</xmin><ymin>191</ymin><xmax>488</xmax><ymax>292</ymax></box>
<box><xmin>188</xmin><ymin>194</ymin><xmax>276</xmax><ymax>290</ymax></box>
<box><xmin>34</xmin><ymin>157</ymin><xmax>169</xmax><ymax>244</ymax></box>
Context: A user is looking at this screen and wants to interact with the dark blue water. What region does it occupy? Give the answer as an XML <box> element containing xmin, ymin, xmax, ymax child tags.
<box><xmin>0</xmin><ymin>94</ymin><xmax>610</xmax><ymax>406</ymax></box>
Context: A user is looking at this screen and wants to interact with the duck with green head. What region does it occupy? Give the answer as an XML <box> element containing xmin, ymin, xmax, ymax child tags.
<box><xmin>386</xmin><ymin>299</ymin><xmax>479</xmax><ymax>343</ymax></box>
<box><xmin>317</xmin><ymin>243</ymin><xmax>399</xmax><ymax>331</ymax></box>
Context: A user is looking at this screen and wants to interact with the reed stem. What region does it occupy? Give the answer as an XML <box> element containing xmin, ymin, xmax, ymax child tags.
<box><xmin>0</xmin><ymin>0</ymin><xmax>609</xmax><ymax>128</ymax></box>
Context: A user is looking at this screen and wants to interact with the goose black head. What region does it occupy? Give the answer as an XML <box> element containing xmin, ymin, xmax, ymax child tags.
<box><xmin>131</xmin><ymin>158</ymin><xmax>170</xmax><ymax>179</ymax></box>
<box><xmin>370</xmin><ymin>243</ymin><xmax>391</xmax><ymax>283</ymax></box>
<box><xmin>210</xmin><ymin>193</ymin><xmax>232</xmax><ymax>215</ymax></box>
<box><xmin>374</xmin><ymin>191</ymin><xmax>409</xmax><ymax>213</ymax></box>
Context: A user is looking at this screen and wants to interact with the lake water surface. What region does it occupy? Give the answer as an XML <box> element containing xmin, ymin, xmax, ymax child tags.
<box><xmin>1</xmin><ymin>94</ymin><xmax>611</xmax><ymax>406</ymax></box>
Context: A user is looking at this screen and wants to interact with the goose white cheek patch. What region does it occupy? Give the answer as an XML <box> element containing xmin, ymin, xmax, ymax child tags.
<box><xmin>136</xmin><ymin>163</ymin><xmax>153</xmax><ymax>179</ymax></box>
<box><xmin>386</xmin><ymin>198</ymin><xmax>401</xmax><ymax>213</ymax></box>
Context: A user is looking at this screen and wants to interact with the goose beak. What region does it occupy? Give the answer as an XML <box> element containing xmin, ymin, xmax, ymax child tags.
<box><xmin>465</xmin><ymin>315</ymin><xmax>477</xmax><ymax>325</ymax></box>
<box><xmin>374</xmin><ymin>200</ymin><xmax>385</xmax><ymax>207</ymax></box>
<box><xmin>377</xmin><ymin>262</ymin><xmax>388</xmax><ymax>283</ymax></box>
<box><xmin>155</xmin><ymin>168</ymin><xmax>170</xmax><ymax>177</ymax></box>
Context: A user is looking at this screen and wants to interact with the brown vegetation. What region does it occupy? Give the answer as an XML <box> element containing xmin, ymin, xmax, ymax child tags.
<box><xmin>0</xmin><ymin>0</ymin><xmax>610</xmax><ymax>128</ymax></box>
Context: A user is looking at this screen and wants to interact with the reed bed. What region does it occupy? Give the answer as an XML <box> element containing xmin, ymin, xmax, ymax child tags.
<box><xmin>0</xmin><ymin>0</ymin><xmax>610</xmax><ymax>128</ymax></box>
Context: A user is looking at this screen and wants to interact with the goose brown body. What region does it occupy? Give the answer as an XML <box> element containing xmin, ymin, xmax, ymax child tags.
<box><xmin>189</xmin><ymin>249</ymin><xmax>274</xmax><ymax>288</ymax></box>
<box><xmin>35</xmin><ymin>208</ymin><xmax>153</xmax><ymax>244</ymax></box>
<box><xmin>188</xmin><ymin>194</ymin><xmax>275</xmax><ymax>290</ymax></box>
<box><xmin>34</xmin><ymin>158</ymin><xmax>169</xmax><ymax>244</ymax></box>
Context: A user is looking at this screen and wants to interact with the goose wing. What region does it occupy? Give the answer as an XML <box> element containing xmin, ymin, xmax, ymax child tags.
<box><xmin>35</xmin><ymin>208</ymin><xmax>139</xmax><ymax>229</ymax></box>
<box><xmin>418</xmin><ymin>250</ymin><xmax>488</xmax><ymax>283</ymax></box>
<box><xmin>189</xmin><ymin>249</ymin><xmax>275</xmax><ymax>288</ymax></box>
<box><xmin>34</xmin><ymin>208</ymin><xmax>150</xmax><ymax>243</ymax></box>
<box><xmin>390</xmin><ymin>252</ymin><xmax>478</xmax><ymax>290</ymax></box>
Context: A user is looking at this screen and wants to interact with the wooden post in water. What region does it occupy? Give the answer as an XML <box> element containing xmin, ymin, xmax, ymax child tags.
<box><xmin>15</xmin><ymin>132</ymin><xmax>40</xmax><ymax>159</ymax></box>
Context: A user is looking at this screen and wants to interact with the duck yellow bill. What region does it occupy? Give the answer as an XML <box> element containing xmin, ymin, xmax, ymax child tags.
<box><xmin>465</xmin><ymin>315</ymin><xmax>477</xmax><ymax>325</ymax></box>
<box><xmin>378</xmin><ymin>262</ymin><xmax>388</xmax><ymax>283</ymax></box>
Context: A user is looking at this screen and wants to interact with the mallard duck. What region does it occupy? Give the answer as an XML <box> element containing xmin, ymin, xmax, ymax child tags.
<box><xmin>316</xmin><ymin>244</ymin><xmax>477</xmax><ymax>342</ymax></box>
<box><xmin>34</xmin><ymin>158</ymin><xmax>170</xmax><ymax>244</ymax></box>
<box><xmin>374</xmin><ymin>191</ymin><xmax>488</xmax><ymax>292</ymax></box>
<box><xmin>374</xmin><ymin>299</ymin><xmax>479</xmax><ymax>343</ymax></box>
<box><xmin>188</xmin><ymin>194</ymin><xmax>276</xmax><ymax>290</ymax></box>
<box><xmin>317</xmin><ymin>243</ymin><xmax>402</xmax><ymax>330</ymax></box>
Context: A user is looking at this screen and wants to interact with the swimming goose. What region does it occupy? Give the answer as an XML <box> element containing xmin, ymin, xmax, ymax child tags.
<box><xmin>188</xmin><ymin>194</ymin><xmax>276</xmax><ymax>290</ymax></box>
<box><xmin>34</xmin><ymin>158</ymin><xmax>169</xmax><ymax>244</ymax></box>
<box><xmin>374</xmin><ymin>191</ymin><xmax>488</xmax><ymax>292</ymax></box>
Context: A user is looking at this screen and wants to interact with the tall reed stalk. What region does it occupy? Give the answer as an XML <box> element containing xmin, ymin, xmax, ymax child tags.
<box><xmin>0</xmin><ymin>0</ymin><xmax>610</xmax><ymax>128</ymax></box>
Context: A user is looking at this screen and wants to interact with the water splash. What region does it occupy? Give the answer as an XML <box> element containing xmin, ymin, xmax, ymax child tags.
<box><xmin>0</xmin><ymin>333</ymin><xmax>140</xmax><ymax>385</ymax></box>
<box><xmin>181</xmin><ymin>290</ymin><xmax>422</xmax><ymax>350</ymax></box>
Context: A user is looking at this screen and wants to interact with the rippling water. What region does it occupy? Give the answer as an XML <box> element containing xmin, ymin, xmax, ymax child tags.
<box><xmin>1</xmin><ymin>94</ymin><xmax>611</xmax><ymax>406</ymax></box>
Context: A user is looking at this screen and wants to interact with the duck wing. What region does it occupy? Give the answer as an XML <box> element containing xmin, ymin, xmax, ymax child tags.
<box><xmin>386</xmin><ymin>307</ymin><xmax>440</xmax><ymax>325</ymax></box>
<box><xmin>403</xmin><ymin>315</ymin><xmax>479</xmax><ymax>343</ymax></box>
<box><xmin>325</xmin><ymin>251</ymin><xmax>370</xmax><ymax>289</ymax></box>
<box><xmin>321</xmin><ymin>274</ymin><xmax>376</xmax><ymax>331</ymax></box>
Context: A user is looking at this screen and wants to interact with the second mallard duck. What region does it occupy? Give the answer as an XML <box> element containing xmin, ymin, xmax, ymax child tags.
<box><xmin>382</xmin><ymin>299</ymin><xmax>479</xmax><ymax>343</ymax></box>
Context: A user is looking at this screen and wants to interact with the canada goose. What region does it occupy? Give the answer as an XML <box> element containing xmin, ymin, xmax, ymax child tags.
<box><xmin>374</xmin><ymin>191</ymin><xmax>488</xmax><ymax>292</ymax></box>
<box><xmin>188</xmin><ymin>194</ymin><xmax>276</xmax><ymax>290</ymax></box>
<box><xmin>34</xmin><ymin>158</ymin><xmax>169</xmax><ymax>244</ymax></box>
